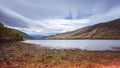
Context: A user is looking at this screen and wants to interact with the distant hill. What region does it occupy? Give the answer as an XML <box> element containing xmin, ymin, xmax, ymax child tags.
<box><xmin>0</xmin><ymin>23</ymin><xmax>32</xmax><ymax>42</ymax></box>
<box><xmin>47</xmin><ymin>19</ymin><xmax>120</xmax><ymax>39</ymax></box>
<box><xmin>30</xmin><ymin>35</ymin><xmax>46</xmax><ymax>39</ymax></box>
<box><xmin>15</xmin><ymin>30</ymin><xmax>33</xmax><ymax>39</ymax></box>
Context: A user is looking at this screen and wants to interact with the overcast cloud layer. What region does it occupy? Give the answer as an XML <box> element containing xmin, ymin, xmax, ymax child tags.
<box><xmin>0</xmin><ymin>0</ymin><xmax>120</xmax><ymax>35</ymax></box>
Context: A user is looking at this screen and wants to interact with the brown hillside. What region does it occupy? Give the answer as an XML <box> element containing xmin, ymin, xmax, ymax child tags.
<box><xmin>47</xmin><ymin>19</ymin><xmax>120</xmax><ymax>39</ymax></box>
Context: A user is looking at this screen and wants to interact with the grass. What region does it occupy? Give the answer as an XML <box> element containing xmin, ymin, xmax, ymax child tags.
<box><xmin>0</xmin><ymin>42</ymin><xmax>120</xmax><ymax>68</ymax></box>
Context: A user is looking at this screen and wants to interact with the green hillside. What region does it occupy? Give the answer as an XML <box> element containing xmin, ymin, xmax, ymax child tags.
<box><xmin>0</xmin><ymin>23</ymin><xmax>32</xmax><ymax>42</ymax></box>
<box><xmin>47</xmin><ymin>19</ymin><xmax>120</xmax><ymax>39</ymax></box>
<box><xmin>15</xmin><ymin>30</ymin><xmax>33</xmax><ymax>39</ymax></box>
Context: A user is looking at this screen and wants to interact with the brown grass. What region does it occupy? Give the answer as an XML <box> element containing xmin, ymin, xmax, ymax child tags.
<box><xmin>0</xmin><ymin>42</ymin><xmax>120</xmax><ymax>68</ymax></box>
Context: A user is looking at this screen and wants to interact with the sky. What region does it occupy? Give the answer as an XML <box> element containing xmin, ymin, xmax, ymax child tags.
<box><xmin>0</xmin><ymin>0</ymin><xmax>120</xmax><ymax>36</ymax></box>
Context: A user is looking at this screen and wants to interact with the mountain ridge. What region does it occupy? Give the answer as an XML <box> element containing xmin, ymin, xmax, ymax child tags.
<box><xmin>47</xmin><ymin>18</ymin><xmax>120</xmax><ymax>39</ymax></box>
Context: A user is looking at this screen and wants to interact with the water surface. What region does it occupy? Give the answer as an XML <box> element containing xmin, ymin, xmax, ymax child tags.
<box><xmin>23</xmin><ymin>40</ymin><xmax>120</xmax><ymax>50</ymax></box>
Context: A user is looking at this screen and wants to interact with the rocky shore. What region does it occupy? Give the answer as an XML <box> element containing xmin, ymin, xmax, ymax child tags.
<box><xmin>0</xmin><ymin>42</ymin><xmax>120</xmax><ymax>68</ymax></box>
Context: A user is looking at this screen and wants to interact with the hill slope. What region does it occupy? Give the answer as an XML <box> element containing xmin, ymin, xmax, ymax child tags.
<box><xmin>15</xmin><ymin>30</ymin><xmax>33</xmax><ymax>39</ymax></box>
<box><xmin>0</xmin><ymin>23</ymin><xmax>32</xmax><ymax>42</ymax></box>
<box><xmin>47</xmin><ymin>19</ymin><xmax>120</xmax><ymax>39</ymax></box>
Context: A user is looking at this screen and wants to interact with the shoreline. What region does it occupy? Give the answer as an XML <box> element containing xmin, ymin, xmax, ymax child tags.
<box><xmin>0</xmin><ymin>41</ymin><xmax>120</xmax><ymax>68</ymax></box>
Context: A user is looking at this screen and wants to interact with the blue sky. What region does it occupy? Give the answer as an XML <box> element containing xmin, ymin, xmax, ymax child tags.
<box><xmin>0</xmin><ymin>0</ymin><xmax>120</xmax><ymax>35</ymax></box>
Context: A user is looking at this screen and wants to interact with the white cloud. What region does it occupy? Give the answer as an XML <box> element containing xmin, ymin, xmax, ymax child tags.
<box><xmin>4</xmin><ymin>9</ymin><xmax>90</xmax><ymax>35</ymax></box>
<box><xmin>88</xmin><ymin>6</ymin><xmax>120</xmax><ymax>25</ymax></box>
<box><xmin>22</xmin><ymin>19</ymin><xmax>90</xmax><ymax>35</ymax></box>
<box><xmin>0</xmin><ymin>0</ymin><xmax>120</xmax><ymax>35</ymax></box>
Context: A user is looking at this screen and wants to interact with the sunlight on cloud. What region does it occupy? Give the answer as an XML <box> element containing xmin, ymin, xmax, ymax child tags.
<box><xmin>41</xmin><ymin>19</ymin><xmax>89</xmax><ymax>29</ymax></box>
<box><xmin>8</xmin><ymin>18</ymin><xmax>90</xmax><ymax>35</ymax></box>
<box><xmin>32</xmin><ymin>19</ymin><xmax>90</xmax><ymax>35</ymax></box>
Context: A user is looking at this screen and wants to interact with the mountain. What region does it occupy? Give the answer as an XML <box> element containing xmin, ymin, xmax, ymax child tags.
<box><xmin>0</xmin><ymin>23</ymin><xmax>32</xmax><ymax>42</ymax></box>
<box><xmin>30</xmin><ymin>35</ymin><xmax>46</xmax><ymax>39</ymax></box>
<box><xmin>47</xmin><ymin>19</ymin><xmax>120</xmax><ymax>39</ymax></box>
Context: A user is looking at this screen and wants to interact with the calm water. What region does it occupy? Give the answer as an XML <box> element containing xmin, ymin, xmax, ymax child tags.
<box><xmin>23</xmin><ymin>40</ymin><xmax>120</xmax><ymax>50</ymax></box>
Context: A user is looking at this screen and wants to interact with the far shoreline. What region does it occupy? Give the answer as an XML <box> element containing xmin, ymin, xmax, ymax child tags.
<box><xmin>31</xmin><ymin>38</ymin><xmax>120</xmax><ymax>40</ymax></box>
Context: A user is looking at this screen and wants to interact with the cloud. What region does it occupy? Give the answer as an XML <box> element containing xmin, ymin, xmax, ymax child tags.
<box><xmin>23</xmin><ymin>19</ymin><xmax>89</xmax><ymax>35</ymax></box>
<box><xmin>0</xmin><ymin>6</ymin><xmax>31</xmax><ymax>28</ymax></box>
<box><xmin>9</xmin><ymin>19</ymin><xmax>89</xmax><ymax>35</ymax></box>
<box><xmin>38</xmin><ymin>19</ymin><xmax>89</xmax><ymax>32</ymax></box>
<box><xmin>0</xmin><ymin>0</ymin><xmax>120</xmax><ymax>35</ymax></box>
<box><xmin>0</xmin><ymin>6</ymin><xmax>89</xmax><ymax>35</ymax></box>
<box><xmin>88</xmin><ymin>5</ymin><xmax>120</xmax><ymax>24</ymax></box>
<box><xmin>0</xmin><ymin>0</ymin><xmax>119</xmax><ymax>19</ymax></box>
